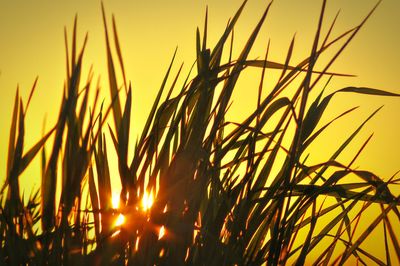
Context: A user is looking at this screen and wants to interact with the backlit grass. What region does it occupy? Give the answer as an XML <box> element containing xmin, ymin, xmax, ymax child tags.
<box><xmin>1</xmin><ymin>0</ymin><xmax>399</xmax><ymax>265</ymax></box>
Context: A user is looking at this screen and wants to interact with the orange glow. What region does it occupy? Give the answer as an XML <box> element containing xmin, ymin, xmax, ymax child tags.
<box><xmin>158</xmin><ymin>226</ymin><xmax>166</xmax><ymax>240</ymax></box>
<box><xmin>114</xmin><ymin>213</ymin><xmax>125</xmax><ymax>227</ymax></box>
<box><xmin>142</xmin><ymin>190</ymin><xmax>154</xmax><ymax>211</ymax></box>
<box><xmin>159</xmin><ymin>248</ymin><xmax>165</xmax><ymax>257</ymax></box>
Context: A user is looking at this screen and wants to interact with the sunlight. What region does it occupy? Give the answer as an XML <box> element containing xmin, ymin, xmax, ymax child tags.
<box><xmin>142</xmin><ymin>190</ymin><xmax>154</xmax><ymax>211</ymax></box>
<box><xmin>115</xmin><ymin>213</ymin><xmax>125</xmax><ymax>227</ymax></box>
<box><xmin>158</xmin><ymin>225</ymin><xmax>166</xmax><ymax>240</ymax></box>
<box><xmin>135</xmin><ymin>237</ymin><xmax>140</xmax><ymax>252</ymax></box>
<box><xmin>111</xmin><ymin>229</ymin><xmax>121</xmax><ymax>238</ymax></box>
<box><xmin>112</xmin><ymin>192</ymin><xmax>120</xmax><ymax>209</ymax></box>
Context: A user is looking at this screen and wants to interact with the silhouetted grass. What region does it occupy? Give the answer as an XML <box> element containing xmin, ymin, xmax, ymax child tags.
<box><xmin>1</xmin><ymin>0</ymin><xmax>399</xmax><ymax>265</ymax></box>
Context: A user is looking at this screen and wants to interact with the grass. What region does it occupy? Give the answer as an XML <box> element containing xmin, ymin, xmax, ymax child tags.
<box><xmin>1</xmin><ymin>0</ymin><xmax>400</xmax><ymax>265</ymax></box>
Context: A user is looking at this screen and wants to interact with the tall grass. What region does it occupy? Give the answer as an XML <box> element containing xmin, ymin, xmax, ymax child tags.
<box><xmin>1</xmin><ymin>0</ymin><xmax>399</xmax><ymax>265</ymax></box>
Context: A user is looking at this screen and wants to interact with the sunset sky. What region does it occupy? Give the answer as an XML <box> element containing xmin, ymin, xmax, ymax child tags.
<box><xmin>0</xmin><ymin>0</ymin><xmax>399</xmax><ymax>263</ymax></box>
<box><xmin>0</xmin><ymin>0</ymin><xmax>399</xmax><ymax>217</ymax></box>
<box><xmin>1</xmin><ymin>0</ymin><xmax>399</xmax><ymax>188</ymax></box>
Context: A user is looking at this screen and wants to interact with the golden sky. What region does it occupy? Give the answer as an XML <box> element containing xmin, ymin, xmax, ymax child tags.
<box><xmin>0</xmin><ymin>1</ymin><xmax>399</xmax><ymax>191</ymax></box>
<box><xmin>1</xmin><ymin>0</ymin><xmax>399</xmax><ymax>191</ymax></box>
<box><xmin>0</xmin><ymin>0</ymin><xmax>399</xmax><ymax>263</ymax></box>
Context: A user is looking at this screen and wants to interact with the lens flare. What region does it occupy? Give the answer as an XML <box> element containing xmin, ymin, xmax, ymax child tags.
<box><xmin>111</xmin><ymin>230</ymin><xmax>121</xmax><ymax>238</ymax></box>
<box><xmin>158</xmin><ymin>225</ymin><xmax>166</xmax><ymax>240</ymax></box>
<box><xmin>159</xmin><ymin>248</ymin><xmax>165</xmax><ymax>257</ymax></box>
<box><xmin>135</xmin><ymin>237</ymin><xmax>140</xmax><ymax>252</ymax></box>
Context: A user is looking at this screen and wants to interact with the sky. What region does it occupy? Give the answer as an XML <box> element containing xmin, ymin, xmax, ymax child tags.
<box><xmin>1</xmin><ymin>0</ymin><xmax>399</xmax><ymax>188</ymax></box>
<box><xmin>0</xmin><ymin>0</ymin><xmax>399</xmax><ymax>262</ymax></box>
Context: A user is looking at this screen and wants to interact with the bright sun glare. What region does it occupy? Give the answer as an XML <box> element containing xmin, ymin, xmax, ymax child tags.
<box><xmin>142</xmin><ymin>190</ymin><xmax>154</xmax><ymax>211</ymax></box>
<box><xmin>111</xmin><ymin>190</ymin><xmax>155</xmax><ymax>231</ymax></box>
<box><xmin>112</xmin><ymin>192</ymin><xmax>125</xmax><ymax>228</ymax></box>
<box><xmin>112</xmin><ymin>192</ymin><xmax>120</xmax><ymax>209</ymax></box>
<box><xmin>115</xmin><ymin>213</ymin><xmax>125</xmax><ymax>227</ymax></box>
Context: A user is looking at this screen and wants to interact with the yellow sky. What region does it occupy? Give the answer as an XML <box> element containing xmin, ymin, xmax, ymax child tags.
<box><xmin>1</xmin><ymin>0</ymin><xmax>399</xmax><ymax>191</ymax></box>
<box><xmin>0</xmin><ymin>0</ymin><xmax>399</xmax><ymax>263</ymax></box>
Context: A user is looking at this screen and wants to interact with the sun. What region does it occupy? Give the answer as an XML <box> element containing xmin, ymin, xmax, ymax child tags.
<box><xmin>142</xmin><ymin>190</ymin><xmax>154</xmax><ymax>211</ymax></box>
<box><xmin>111</xmin><ymin>192</ymin><xmax>125</xmax><ymax>228</ymax></box>
<box><xmin>112</xmin><ymin>192</ymin><xmax>120</xmax><ymax>209</ymax></box>
<box><xmin>111</xmin><ymin>189</ymin><xmax>155</xmax><ymax>229</ymax></box>
<box><xmin>114</xmin><ymin>213</ymin><xmax>125</xmax><ymax>227</ymax></box>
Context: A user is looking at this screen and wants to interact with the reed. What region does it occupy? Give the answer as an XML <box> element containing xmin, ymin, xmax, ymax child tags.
<box><xmin>1</xmin><ymin>0</ymin><xmax>399</xmax><ymax>265</ymax></box>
